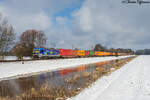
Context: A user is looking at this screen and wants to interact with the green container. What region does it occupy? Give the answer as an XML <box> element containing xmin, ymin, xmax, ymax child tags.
<box><xmin>89</xmin><ymin>51</ymin><xmax>95</xmax><ymax>56</ymax></box>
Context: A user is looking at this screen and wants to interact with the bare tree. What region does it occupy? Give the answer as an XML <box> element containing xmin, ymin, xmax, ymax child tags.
<box><xmin>35</xmin><ymin>30</ymin><xmax>47</xmax><ymax>47</ymax></box>
<box><xmin>11</xmin><ymin>42</ymin><xmax>24</xmax><ymax>60</ymax></box>
<box><xmin>94</xmin><ymin>44</ymin><xmax>107</xmax><ymax>51</ymax></box>
<box><xmin>0</xmin><ymin>13</ymin><xmax>15</xmax><ymax>59</ymax></box>
<box><xmin>14</xmin><ymin>29</ymin><xmax>47</xmax><ymax>57</ymax></box>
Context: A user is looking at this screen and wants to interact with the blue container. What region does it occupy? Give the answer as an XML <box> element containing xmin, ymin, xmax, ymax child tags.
<box><xmin>47</xmin><ymin>49</ymin><xmax>60</xmax><ymax>56</ymax></box>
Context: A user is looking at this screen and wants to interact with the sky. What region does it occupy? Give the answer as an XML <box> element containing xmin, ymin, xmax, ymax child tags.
<box><xmin>0</xmin><ymin>0</ymin><xmax>150</xmax><ymax>50</ymax></box>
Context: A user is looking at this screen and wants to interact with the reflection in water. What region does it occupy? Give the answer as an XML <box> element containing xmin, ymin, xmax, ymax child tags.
<box><xmin>0</xmin><ymin>57</ymin><xmax>134</xmax><ymax>100</ymax></box>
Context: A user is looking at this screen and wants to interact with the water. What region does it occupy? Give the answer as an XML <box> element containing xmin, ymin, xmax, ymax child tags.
<box><xmin>0</xmin><ymin>57</ymin><xmax>131</xmax><ymax>99</ymax></box>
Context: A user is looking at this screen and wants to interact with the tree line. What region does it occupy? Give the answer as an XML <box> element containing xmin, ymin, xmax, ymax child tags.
<box><xmin>135</xmin><ymin>49</ymin><xmax>150</xmax><ymax>55</ymax></box>
<box><xmin>94</xmin><ymin>44</ymin><xmax>134</xmax><ymax>54</ymax></box>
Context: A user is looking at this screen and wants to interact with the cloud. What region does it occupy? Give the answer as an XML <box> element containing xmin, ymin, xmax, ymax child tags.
<box><xmin>0</xmin><ymin>0</ymin><xmax>84</xmax><ymax>47</ymax></box>
<box><xmin>0</xmin><ymin>0</ymin><xmax>83</xmax><ymax>32</ymax></box>
<box><xmin>1</xmin><ymin>0</ymin><xmax>83</xmax><ymax>16</ymax></box>
<box><xmin>71</xmin><ymin>0</ymin><xmax>150</xmax><ymax>50</ymax></box>
<box><xmin>1</xmin><ymin>0</ymin><xmax>150</xmax><ymax>50</ymax></box>
<box><xmin>0</xmin><ymin>2</ymin><xmax>51</xmax><ymax>34</ymax></box>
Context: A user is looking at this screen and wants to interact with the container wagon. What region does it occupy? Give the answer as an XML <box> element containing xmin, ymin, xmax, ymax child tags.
<box><xmin>77</xmin><ymin>50</ymin><xmax>85</xmax><ymax>57</ymax></box>
<box><xmin>59</xmin><ymin>49</ymin><xmax>78</xmax><ymax>58</ymax></box>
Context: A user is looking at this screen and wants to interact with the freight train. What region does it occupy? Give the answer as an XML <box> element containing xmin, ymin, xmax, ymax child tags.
<box><xmin>33</xmin><ymin>48</ymin><xmax>129</xmax><ymax>58</ymax></box>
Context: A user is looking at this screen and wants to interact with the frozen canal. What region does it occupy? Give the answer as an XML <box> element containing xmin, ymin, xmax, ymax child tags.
<box><xmin>0</xmin><ymin>56</ymin><xmax>132</xmax><ymax>81</ymax></box>
<box><xmin>69</xmin><ymin>55</ymin><xmax>150</xmax><ymax>100</ymax></box>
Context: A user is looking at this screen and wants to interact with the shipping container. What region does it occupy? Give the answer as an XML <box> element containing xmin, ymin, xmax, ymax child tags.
<box><xmin>94</xmin><ymin>51</ymin><xmax>98</xmax><ymax>56</ymax></box>
<box><xmin>47</xmin><ymin>49</ymin><xmax>60</xmax><ymax>57</ymax></box>
<box><xmin>113</xmin><ymin>52</ymin><xmax>116</xmax><ymax>56</ymax></box>
<box><xmin>120</xmin><ymin>53</ymin><xmax>125</xmax><ymax>56</ymax></box>
<box><xmin>89</xmin><ymin>51</ymin><xmax>95</xmax><ymax>56</ymax></box>
<box><xmin>103</xmin><ymin>52</ymin><xmax>106</xmax><ymax>56</ymax></box>
<box><xmin>109</xmin><ymin>52</ymin><xmax>113</xmax><ymax>56</ymax></box>
<box><xmin>103</xmin><ymin>52</ymin><xmax>109</xmax><ymax>56</ymax></box>
<box><xmin>70</xmin><ymin>49</ymin><xmax>78</xmax><ymax>57</ymax></box>
<box><xmin>105</xmin><ymin>52</ymin><xmax>111</xmax><ymax>56</ymax></box>
<box><xmin>100</xmin><ymin>52</ymin><xmax>105</xmax><ymax>56</ymax></box>
<box><xmin>118</xmin><ymin>53</ymin><xmax>121</xmax><ymax>56</ymax></box>
<box><xmin>85</xmin><ymin>50</ymin><xmax>90</xmax><ymax>56</ymax></box>
<box><xmin>95</xmin><ymin>51</ymin><xmax>105</xmax><ymax>56</ymax></box>
<box><xmin>59</xmin><ymin>49</ymin><xmax>70</xmax><ymax>57</ymax></box>
<box><xmin>59</xmin><ymin>49</ymin><xmax>78</xmax><ymax>57</ymax></box>
<box><xmin>77</xmin><ymin>50</ymin><xmax>85</xmax><ymax>57</ymax></box>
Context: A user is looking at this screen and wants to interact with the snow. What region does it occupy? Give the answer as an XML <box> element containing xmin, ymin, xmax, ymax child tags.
<box><xmin>68</xmin><ymin>55</ymin><xmax>150</xmax><ymax>100</ymax></box>
<box><xmin>0</xmin><ymin>56</ymin><xmax>133</xmax><ymax>81</ymax></box>
<box><xmin>0</xmin><ymin>56</ymin><xmax>31</xmax><ymax>60</ymax></box>
<box><xmin>0</xmin><ymin>56</ymin><xmax>17</xmax><ymax>60</ymax></box>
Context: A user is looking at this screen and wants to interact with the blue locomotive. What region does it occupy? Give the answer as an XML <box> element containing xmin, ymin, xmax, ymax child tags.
<box><xmin>33</xmin><ymin>48</ymin><xmax>60</xmax><ymax>58</ymax></box>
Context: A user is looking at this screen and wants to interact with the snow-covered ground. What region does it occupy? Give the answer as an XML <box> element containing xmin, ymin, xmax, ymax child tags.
<box><xmin>0</xmin><ymin>56</ymin><xmax>31</xmax><ymax>60</ymax></box>
<box><xmin>0</xmin><ymin>56</ymin><xmax>133</xmax><ymax>81</ymax></box>
<box><xmin>68</xmin><ymin>55</ymin><xmax>150</xmax><ymax>100</ymax></box>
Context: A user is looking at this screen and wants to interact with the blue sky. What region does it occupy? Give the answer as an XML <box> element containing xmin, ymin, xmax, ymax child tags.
<box><xmin>52</xmin><ymin>3</ymin><xmax>83</xmax><ymax>27</ymax></box>
<box><xmin>0</xmin><ymin>0</ymin><xmax>150</xmax><ymax>50</ymax></box>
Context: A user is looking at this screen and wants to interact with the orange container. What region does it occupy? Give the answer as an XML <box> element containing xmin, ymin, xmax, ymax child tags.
<box><xmin>95</xmin><ymin>51</ymin><xmax>105</xmax><ymax>56</ymax></box>
<box><xmin>77</xmin><ymin>50</ymin><xmax>85</xmax><ymax>56</ymax></box>
<box><xmin>112</xmin><ymin>52</ymin><xmax>116</xmax><ymax>56</ymax></box>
